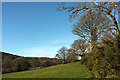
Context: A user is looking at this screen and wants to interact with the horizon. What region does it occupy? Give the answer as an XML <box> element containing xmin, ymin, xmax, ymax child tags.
<box><xmin>2</xmin><ymin>2</ymin><xmax>79</xmax><ymax>58</ymax></box>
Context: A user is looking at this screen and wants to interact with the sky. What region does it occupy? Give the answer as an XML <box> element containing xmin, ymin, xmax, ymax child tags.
<box><xmin>2</xmin><ymin>2</ymin><xmax>79</xmax><ymax>58</ymax></box>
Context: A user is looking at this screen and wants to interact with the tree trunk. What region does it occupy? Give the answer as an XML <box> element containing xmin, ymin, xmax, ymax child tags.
<box><xmin>90</xmin><ymin>27</ymin><xmax>97</xmax><ymax>52</ymax></box>
<box><xmin>115</xmin><ymin>32</ymin><xmax>120</xmax><ymax>53</ymax></box>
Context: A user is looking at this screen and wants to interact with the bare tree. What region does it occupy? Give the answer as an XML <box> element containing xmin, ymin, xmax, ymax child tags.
<box><xmin>58</xmin><ymin>1</ymin><xmax>120</xmax><ymax>51</ymax></box>
<box><xmin>67</xmin><ymin>48</ymin><xmax>78</xmax><ymax>62</ymax></box>
<box><xmin>71</xmin><ymin>39</ymin><xmax>88</xmax><ymax>57</ymax></box>
<box><xmin>72</xmin><ymin>11</ymin><xmax>111</xmax><ymax>51</ymax></box>
<box><xmin>55</xmin><ymin>46</ymin><xmax>68</xmax><ymax>64</ymax></box>
<box><xmin>58</xmin><ymin>1</ymin><xmax>120</xmax><ymax>37</ymax></box>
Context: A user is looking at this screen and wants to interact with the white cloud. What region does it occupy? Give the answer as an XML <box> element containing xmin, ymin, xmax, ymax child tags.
<box><xmin>20</xmin><ymin>45</ymin><xmax>70</xmax><ymax>58</ymax></box>
<box><xmin>20</xmin><ymin>39</ymin><xmax>75</xmax><ymax>58</ymax></box>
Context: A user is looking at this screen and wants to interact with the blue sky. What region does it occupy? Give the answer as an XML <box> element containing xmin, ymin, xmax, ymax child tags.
<box><xmin>2</xmin><ymin>2</ymin><xmax>79</xmax><ymax>57</ymax></box>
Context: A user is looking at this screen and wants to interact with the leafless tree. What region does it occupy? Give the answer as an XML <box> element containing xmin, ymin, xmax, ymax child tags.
<box><xmin>55</xmin><ymin>46</ymin><xmax>68</xmax><ymax>64</ymax></box>
<box><xmin>72</xmin><ymin>11</ymin><xmax>111</xmax><ymax>51</ymax></box>
<box><xmin>67</xmin><ymin>48</ymin><xmax>78</xmax><ymax>62</ymax></box>
<box><xmin>71</xmin><ymin>39</ymin><xmax>88</xmax><ymax>56</ymax></box>
<box><xmin>58</xmin><ymin>1</ymin><xmax>120</xmax><ymax>51</ymax></box>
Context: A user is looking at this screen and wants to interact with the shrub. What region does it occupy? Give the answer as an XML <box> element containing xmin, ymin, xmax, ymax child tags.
<box><xmin>42</xmin><ymin>60</ymin><xmax>52</xmax><ymax>67</ymax></box>
<box><xmin>81</xmin><ymin>34</ymin><xmax>120</xmax><ymax>78</ymax></box>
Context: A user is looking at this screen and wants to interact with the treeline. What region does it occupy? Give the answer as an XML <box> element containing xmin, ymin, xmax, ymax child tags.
<box><xmin>55</xmin><ymin>39</ymin><xmax>87</xmax><ymax>64</ymax></box>
<box><xmin>2</xmin><ymin>52</ymin><xmax>62</xmax><ymax>74</ymax></box>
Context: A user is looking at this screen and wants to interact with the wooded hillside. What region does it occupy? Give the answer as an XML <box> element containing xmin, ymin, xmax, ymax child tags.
<box><xmin>1</xmin><ymin>51</ymin><xmax>62</xmax><ymax>73</ymax></box>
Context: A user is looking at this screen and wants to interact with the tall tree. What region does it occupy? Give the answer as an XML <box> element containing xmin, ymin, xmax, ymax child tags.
<box><xmin>72</xmin><ymin>11</ymin><xmax>111</xmax><ymax>51</ymax></box>
<box><xmin>55</xmin><ymin>46</ymin><xmax>68</xmax><ymax>64</ymax></box>
<box><xmin>58</xmin><ymin>1</ymin><xmax>120</xmax><ymax>51</ymax></box>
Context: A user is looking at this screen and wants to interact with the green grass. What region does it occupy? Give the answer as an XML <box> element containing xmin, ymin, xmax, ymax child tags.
<box><xmin>3</xmin><ymin>62</ymin><xmax>91</xmax><ymax>78</ymax></box>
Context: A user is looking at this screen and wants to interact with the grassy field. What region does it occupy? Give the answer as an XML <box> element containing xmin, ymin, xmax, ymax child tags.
<box><xmin>3</xmin><ymin>62</ymin><xmax>91</xmax><ymax>78</ymax></box>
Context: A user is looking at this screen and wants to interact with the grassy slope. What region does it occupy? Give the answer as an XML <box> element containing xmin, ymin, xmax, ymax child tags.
<box><xmin>3</xmin><ymin>62</ymin><xmax>91</xmax><ymax>78</ymax></box>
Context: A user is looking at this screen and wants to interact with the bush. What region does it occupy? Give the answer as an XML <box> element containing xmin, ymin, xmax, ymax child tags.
<box><xmin>81</xmin><ymin>35</ymin><xmax>120</xmax><ymax>78</ymax></box>
<box><xmin>42</xmin><ymin>60</ymin><xmax>52</xmax><ymax>67</ymax></box>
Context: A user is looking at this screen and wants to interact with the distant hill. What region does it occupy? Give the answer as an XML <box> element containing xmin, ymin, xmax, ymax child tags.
<box><xmin>1</xmin><ymin>51</ymin><xmax>62</xmax><ymax>74</ymax></box>
<box><xmin>2</xmin><ymin>51</ymin><xmax>21</xmax><ymax>63</ymax></box>
<box><xmin>2</xmin><ymin>51</ymin><xmax>53</xmax><ymax>60</ymax></box>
